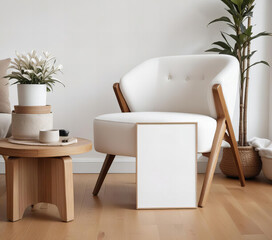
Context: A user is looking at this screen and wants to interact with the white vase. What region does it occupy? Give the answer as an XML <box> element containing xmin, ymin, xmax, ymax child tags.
<box><xmin>17</xmin><ymin>84</ymin><xmax>47</xmax><ymax>106</ymax></box>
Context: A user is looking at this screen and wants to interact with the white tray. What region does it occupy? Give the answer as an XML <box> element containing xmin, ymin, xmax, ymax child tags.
<box><xmin>8</xmin><ymin>137</ymin><xmax>78</xmax><ymax>146</ymax></box>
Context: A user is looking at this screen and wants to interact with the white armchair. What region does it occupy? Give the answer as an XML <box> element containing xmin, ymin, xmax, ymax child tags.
<box><xmin>93</xmin><ymin>55</ymin><xmax>246</xmax><ymax>207</ymax></box>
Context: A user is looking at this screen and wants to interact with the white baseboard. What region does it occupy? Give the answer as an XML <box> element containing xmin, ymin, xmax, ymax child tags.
<box><xmin>0</xmin><ymin>155</ymin><xmax>221</xmax><ymax>174</ymax></box>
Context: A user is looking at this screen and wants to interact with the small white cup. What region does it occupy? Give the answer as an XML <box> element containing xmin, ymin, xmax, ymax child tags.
<box><xmin>39</xmin><ymin>129</ymin><xmax>59</xmax><ymax>143</ymax></box>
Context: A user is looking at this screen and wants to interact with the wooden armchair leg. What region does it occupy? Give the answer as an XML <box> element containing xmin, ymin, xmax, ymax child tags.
<box><xmin>226</xmin><ymin>123</ymin><xmax>246</xmax><ymax>187</ymax></box>
<box><xmin>212</xmin><ymin>84</ymin><xmax>246</xmax><ymax>187</ymax></box>
<box><xmin>93</xmin><ymin>154</ymin><xmax>115</xmax><ymax>196</ymax></box>
<box><xmin>198</xmin><ymin>118</ymin><xmax>226</xmax><ymax>207</ymax></box>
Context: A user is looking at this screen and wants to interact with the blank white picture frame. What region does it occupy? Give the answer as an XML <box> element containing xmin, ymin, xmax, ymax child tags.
<box><xmin>136</xmin><ymin>123</ymin><xmax>197</xmax><ymax>209</ymax></box>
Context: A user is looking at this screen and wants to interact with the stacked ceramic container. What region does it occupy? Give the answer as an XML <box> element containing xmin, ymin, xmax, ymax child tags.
<box><xmin>11</xmin><ymin>85</ymin><xmax>53</xmax><ymax>140</ymax></box>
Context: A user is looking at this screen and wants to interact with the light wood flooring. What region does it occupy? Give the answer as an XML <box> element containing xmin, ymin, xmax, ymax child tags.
<box><xmin>0</xmin><ymin>173</ymin><xmax>272</xmax><ymax>240</ymax></box>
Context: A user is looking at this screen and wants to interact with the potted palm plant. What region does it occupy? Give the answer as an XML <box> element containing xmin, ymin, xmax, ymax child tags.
<box><xmin>5</xmin><ymin>50</ymin><xmax>64</xmax><ymax>106</ymax></box>
<box><xmin>207</xmin><ymin>0</ymin><xmax>272</xmax><ymax>178</ymax></box>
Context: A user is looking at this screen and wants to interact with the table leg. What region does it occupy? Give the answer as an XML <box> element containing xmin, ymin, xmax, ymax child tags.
<box><xmin>4</xmin><ymin>156</ymin><xmax>74</xmax><ymax>222</ymax></box>
<box><xmin>5</xmin><ymin>157</ymin><xmax>38</xmax><ymax>221</ymax></box>
<box><xmin>45</xmin><ymin>156</ymin><xmax>74</xmax><ymax>222</ymax></box>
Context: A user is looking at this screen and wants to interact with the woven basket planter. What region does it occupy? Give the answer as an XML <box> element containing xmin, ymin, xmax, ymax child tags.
<box><xmin>220</xmin><ymin>146</ymin><xmax>262</xmax><ymax>179</ymax></box>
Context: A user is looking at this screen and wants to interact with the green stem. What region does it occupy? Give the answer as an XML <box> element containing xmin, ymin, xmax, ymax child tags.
<box><xmin>243</xmin><ymin>17</ymin><xmax>252</xmax><ymax>146</ymax></box>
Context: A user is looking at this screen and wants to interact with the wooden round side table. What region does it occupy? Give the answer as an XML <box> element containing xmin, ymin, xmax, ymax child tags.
<box><xmin>0</xmin><ymin>138</ymin><xmax>92</xmax><ymax>222</ymax></box>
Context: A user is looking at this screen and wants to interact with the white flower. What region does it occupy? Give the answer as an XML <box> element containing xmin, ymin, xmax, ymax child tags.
<box><xmin>30</xmin><ymin>58</ymin><xmax>37</xmax><ymax>65</ymax></box>
<box><xmin>22</xmin><ymin>74</ymin><xmax>31</xmax><ymax>81</ymax></box>
<box><xmin>31</xmin><ymin>50</ymin><xmax>36</xmax><ymax>58</ymax></box>
<box><xmin>15</xmin><ymin>51</ymin><xmax>21</xmax><ymax>59</ymax></box>
<box><xmin>24</xmin><ymin>69</ymin><xmax>34</xmax><ymax>74</ymax></box>
<box><xmin>5</xmin><ymin>50</ymin><xmax>64</xmax><ymax>91</ymax></box>
<box><xmin>57</xmin><ymin>65</ymin><xmax>63</xmax><ymax>70</ymax></box>
<box><xmin>43</xmin><ymin>51</ymin><xmax>50</xmax><ymax>58</ymax></box>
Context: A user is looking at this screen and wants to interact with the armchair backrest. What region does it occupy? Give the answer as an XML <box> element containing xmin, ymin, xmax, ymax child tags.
<box><xmin>119</xmin><ymin>55</ymin><xmax>240</xmax><ymax>119</ymax></box>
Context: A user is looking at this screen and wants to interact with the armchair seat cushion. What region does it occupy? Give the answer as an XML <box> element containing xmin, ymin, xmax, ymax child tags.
<box><xmin>94</xmin><ymin>112</ymin><xmax>217</xmax><ymax>156</ymax></box>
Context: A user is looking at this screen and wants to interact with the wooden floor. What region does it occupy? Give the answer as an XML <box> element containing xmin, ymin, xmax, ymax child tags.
<box><xmin>0</xmin><ymin>173</ymin><xmax>272</xmax><ymax>240</ymax></box>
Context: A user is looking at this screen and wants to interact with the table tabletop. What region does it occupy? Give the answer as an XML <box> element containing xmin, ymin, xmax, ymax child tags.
<box><xmin>0</xmin><ymin>138</ymin><xmax>92</xmax><ymax>158</ymax></box>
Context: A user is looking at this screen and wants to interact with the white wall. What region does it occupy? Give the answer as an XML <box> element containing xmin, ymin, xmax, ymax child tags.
<box><xmin>0</xmin><ymin>0</ymin><xmax>271</xmax><ymax>166</ymax></box>
<box><xmin>267</xmin><ymin>1</ymin><xmax>272</xmax><ymax>138</ymax></box>
<box><xmin>250</xmin><ymin>0</ymin><xmax>271</xmax><ymax>140</ymax></box>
